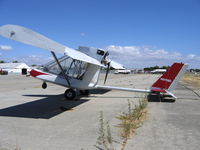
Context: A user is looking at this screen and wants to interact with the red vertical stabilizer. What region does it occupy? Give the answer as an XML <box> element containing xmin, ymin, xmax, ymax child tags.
<box><xmin>151</xmin><ymin>62</ymin><xmax>188</xmax><ymax>93</ymax></box>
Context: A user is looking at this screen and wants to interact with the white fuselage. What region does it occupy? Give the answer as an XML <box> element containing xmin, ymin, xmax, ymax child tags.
<box><xmin>30</xmin><ymin>63</ymin><xmax>101</xmax><ymax>90</ymax></box>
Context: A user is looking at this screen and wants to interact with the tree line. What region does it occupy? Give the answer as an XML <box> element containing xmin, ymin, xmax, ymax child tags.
<box><xmin>0</xmin><ymin>60</ymin><xmax>19</xmax><ymax>63</ymax></box>
<box><xmin>143</xmin><ymin>65</ymin><xmax>170</xmax><ymax>71</ymax></box>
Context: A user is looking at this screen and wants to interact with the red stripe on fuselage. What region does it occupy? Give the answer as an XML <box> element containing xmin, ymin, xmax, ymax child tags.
<box><xmin>30</xmin><ymin>69</ymin><xmax>48</xmax><ymax>77</ymax></box>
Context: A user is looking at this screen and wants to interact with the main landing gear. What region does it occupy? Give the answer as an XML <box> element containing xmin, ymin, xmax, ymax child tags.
<box><xmin>64</xmin><ymin>89</ymin><xmax>90</xmax><ymax>100</ymax></box>
<box><xmin>64</xmin><ymin>89</ymin><xmax>76</xmax><ymax>100</ymax></box>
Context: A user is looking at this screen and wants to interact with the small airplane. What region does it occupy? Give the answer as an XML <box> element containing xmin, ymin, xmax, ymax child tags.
<box><xmin>0</xmin><ymin>25</ymin><xmax>188</xmax><ymax>100</ymax></box>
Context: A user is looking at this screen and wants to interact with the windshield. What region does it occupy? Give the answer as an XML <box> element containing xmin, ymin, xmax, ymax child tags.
<box><xmin>41</xmin><ymin>55</ymin><xmax>88</xmax><ymax>80</ymax></box>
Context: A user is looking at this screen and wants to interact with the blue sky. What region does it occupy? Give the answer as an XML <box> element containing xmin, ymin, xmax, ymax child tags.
<box><xmin>0</xmin><ymin>0</ymin><xmax>200</xmax><ymax>68</ymax></box>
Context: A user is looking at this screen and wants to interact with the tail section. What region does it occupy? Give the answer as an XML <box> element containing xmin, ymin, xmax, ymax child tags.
<box><xmin>151</xmin><ymin>63</ymin><xmax>188</xmax><ymax>94</ymax></box>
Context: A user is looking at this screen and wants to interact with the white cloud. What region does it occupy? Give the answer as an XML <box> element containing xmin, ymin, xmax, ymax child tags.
<box><xmin>4</xmin><ymin>46</ymin><xmax>200</xmax><ymax>69</ymax></box>
<box><xmin>187</xmin><ymin>54</ymin><xmax>196</xmax><ymax>59</ymax></box>
<box><xmin>107</xmin><ymin>45</ymin><xmax>141</xmax><ymax>56</ymax></box>
<box><xmin>105</xmin><ymin>45</ymin><xmax>200</xmax><ymax>68</ymax></box>
<box><xmin>0</xmin><ymin>45</ymin><xmax>13</xmax><ymax>51</ymax></box>
<box><xmin>12</xmin><ymin>55</ymin><xmax>53</xmax><ymax>65</ymax></box>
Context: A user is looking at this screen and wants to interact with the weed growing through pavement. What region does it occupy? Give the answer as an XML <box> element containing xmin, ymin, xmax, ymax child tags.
<box><xmin>117</xmin><ymin>97</ymin><xmax>148</xmax><ymax>150</ymax></box>
<box><xmin>96</xmin><ymin>95</ymin><xmax>148</xmax><ymax>150</ymax></box>
<box><xmin>96</xmin><ymin>111</ymin><xmax>114</xmax><ymax>150</ymax></box>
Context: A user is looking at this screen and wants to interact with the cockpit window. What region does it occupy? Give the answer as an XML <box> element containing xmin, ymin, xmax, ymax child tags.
<box><xmin>42</xmin><ymin>55</ymin><xmax>87</xmax><ymax>80</ymax></box>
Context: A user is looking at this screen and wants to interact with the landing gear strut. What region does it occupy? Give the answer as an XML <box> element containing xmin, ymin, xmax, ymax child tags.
<box><xmin>64</xmin><ymin>89</ymin><xmax>76</xmax><ymax>100</ymax></box>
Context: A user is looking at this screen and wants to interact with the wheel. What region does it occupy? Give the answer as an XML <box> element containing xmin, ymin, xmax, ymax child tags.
<box><xmin>80</xmin><ymin>90</ymin><xmax>89</xmax><ymax>96</ymax></box>
<box><xmin>64</xmin><ymin>89</ymin><xmax>76</xmax><ymax>100</ymax></box>
<box><xmin>42</xmin><ymin>82</ymin><xmax>47</xmax><ymax>89</ymax></box>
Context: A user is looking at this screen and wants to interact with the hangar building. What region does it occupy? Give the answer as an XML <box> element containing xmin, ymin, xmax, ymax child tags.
<box><xmin>0</xmin><ymin>63</ymin><xmax>31</xmax><ymax>74</ymax></box>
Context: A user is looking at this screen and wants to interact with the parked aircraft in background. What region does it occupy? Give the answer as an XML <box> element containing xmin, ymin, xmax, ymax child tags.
<box><xmin>114</xmin><ymin>69</ymin><xmax>131</xmax><ymax>74</ymax></box>
<box><xmin>151</xmin><ymin>69</ymin><xmax>166</xmax><ymax>74</ymax></box>
<box><xmin>0</xmin><ymin>25</ymin><xmax>188</xmax><ymax>100</ymax></box>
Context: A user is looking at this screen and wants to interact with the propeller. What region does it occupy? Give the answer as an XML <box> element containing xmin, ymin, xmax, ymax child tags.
<box><xmin>104</xmin><ymin>62</ymin><xmax>110</xmax><ymax>84</ymax></box>
<box><xmin>100</xmin><ymin>51</ymin><xmax>110</xmax><ymax>84</ymax></box>
<box><xmin>103</xmin><ymin>51</ymin><xmax>109</xmax><ymax>59</ymax></box>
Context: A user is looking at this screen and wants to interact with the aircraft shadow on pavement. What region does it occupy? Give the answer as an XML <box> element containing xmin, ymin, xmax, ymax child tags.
<box><xmin>89</xmin><ymin>89</ymin><xmax>144</xmax><ymax>99</ymax></box>
<box><xmin>0</xmin><ymin>94</ymin><xmax>89</xmax><ymax>119</ymax></box>
<box><xmin>0</xmin><ymin>89</ymin><xmax>111</xmax><ymax>119</ymax></box>
<box><xmin>89</xmin><ymin>89</ymin><xmax>110</xmax><ymax>94</ymax></box>
<box><xmin>90</xmin><ymin>95</ymin><xmax>142</xmax><ymax>99</ymax></box>
<box><xmin>147</xmin><ymin>94</ymin><xmax>176</xmax><ymax>103</ymax></box>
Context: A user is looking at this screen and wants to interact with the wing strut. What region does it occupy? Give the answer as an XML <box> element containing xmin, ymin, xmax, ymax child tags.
<box><xmin>51</xmin><ymin>51</ymin><xmax>71</xmax><ymax>86</ymax></box>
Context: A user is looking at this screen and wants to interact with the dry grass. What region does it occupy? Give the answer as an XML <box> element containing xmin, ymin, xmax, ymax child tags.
<box><xmin>182</xmin><ymin>74</ymin><xmax>200</xmax><ymax>88</ymax></box>
<box><xmin>116</xmin><ymin>98</ymin><xmax>148</xmax><ymax>150</ymax></box>
<box><xmin>96</xmin><ymin>111</ymin><xmax>114</xmax><ymax>150</ymax></box>
<box><xmin>96</xmin><ymin>97</ymin><xmax>148</xmax><ymax>150</ymax></box>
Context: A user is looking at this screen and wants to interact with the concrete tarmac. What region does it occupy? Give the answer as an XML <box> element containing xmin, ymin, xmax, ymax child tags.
<box><xmin>0</xmin><ymin>74</ymin><xmax>199</xmax><ymax>150</ymax></box>
<box><xmin>126</xmin><ymin>81</ymin><xmax>200</xmax><ymax>150</ymax></box>
<box><xmin>0</xmin><ymin>74</ymin><xmax>155</xmax><ymax>150</ymax></box>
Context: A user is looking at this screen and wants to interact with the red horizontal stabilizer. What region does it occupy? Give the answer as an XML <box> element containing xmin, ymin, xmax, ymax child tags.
<box><xmin>151</xmin><ymin>88</ymin><xmax>166</xmax><ymax>93</ymax></box>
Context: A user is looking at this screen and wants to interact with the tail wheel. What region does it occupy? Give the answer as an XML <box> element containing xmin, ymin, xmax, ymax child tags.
<box><xmin>80</xmin><ymin>90</ymin><xmax>89</xmax><ymax>96</ymax></box>
<box><xmin>64</xmin><ymin>89</ymin><xmax>76</xmax><ymax>100</ymax></box>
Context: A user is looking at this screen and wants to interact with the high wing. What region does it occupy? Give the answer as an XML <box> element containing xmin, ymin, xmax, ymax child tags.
<box><xmin>110</xmin><ymin>60</ymin><xmax>125</xmax><ymax>69</ymax></box>
<box><xmin>0</xmin><ymin>24</ymin><xmax>102</xmax><ymax>66</ymax></box>
<box><xmin>77</xmin><ymin>46</ymin><xmax>125</xmax><ymax>70</ymax></box>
